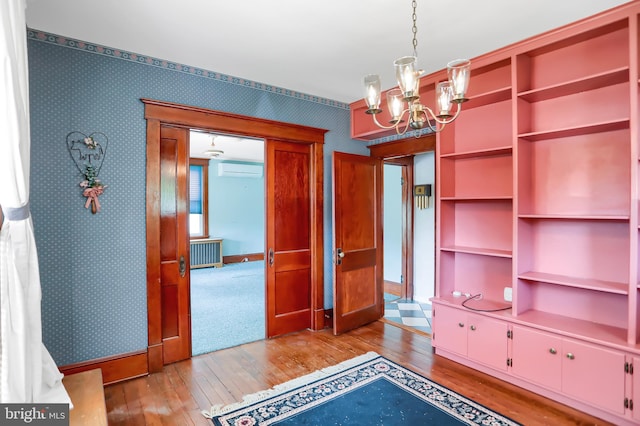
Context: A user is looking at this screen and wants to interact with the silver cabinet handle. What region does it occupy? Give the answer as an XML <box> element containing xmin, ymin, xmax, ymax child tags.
<box><xmin>549</xmin><ymin>348</ymin><xmax>557</xmax><ymax>355</ymax></box>
<box><xmin>566</xmin><ymin>352</ymin><xmax>575</xmax><ymax>360</ymax></box>
<box><xmin>470</xmin><ymin>325</ymin><xmax>476</xmax><ymax>331</ymax></box>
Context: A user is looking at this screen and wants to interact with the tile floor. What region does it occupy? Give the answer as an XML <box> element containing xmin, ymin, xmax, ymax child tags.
<box><xmin>384</xmin><ymin>297</ymin><xmax>432</xmax><ymax>334</ymax></box>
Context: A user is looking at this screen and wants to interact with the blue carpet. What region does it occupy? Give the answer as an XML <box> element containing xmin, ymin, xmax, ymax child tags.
<box><xmin>205</xmin><ymin>352</ymin><xmax>521</xmax><ymax>426</ymax></box>
<box><xmin>191</xmin><ymin>261</ymin><xmax>265</xmax><ymax>356</ymax></box>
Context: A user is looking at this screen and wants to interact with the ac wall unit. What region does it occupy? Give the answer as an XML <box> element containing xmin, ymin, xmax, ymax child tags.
<box><xmin>218</xmin><ymin>162</ymin><xmax>263</xmax><ymax>178</ymax></box>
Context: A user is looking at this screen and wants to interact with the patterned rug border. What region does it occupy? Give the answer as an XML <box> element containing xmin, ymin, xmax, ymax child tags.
<box><xmin>202</xmin><ymin>351</ymin><xmax>521</xmax><ymax>425</ymax></box>
<box><xmin>202</xmin><ymin>351</ymin><xmax>380</xmax><ymax>419</ymax></box>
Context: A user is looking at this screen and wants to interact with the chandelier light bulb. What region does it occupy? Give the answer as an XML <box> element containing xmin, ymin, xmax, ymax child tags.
<box><xmin>394</xmin><ymin>56</ymin><xmax>419</xmax><ymax>101</ymax></box>
<box><xmin>436</xmin><ymin>82</ymin><xmax>454</xmax><ymax>118</ymax></box>
<box><xmin>387</xmin><ymin>89</ymin><xmax>405</xmax><ymax>124</ymax></box>
<box><xmin>364</xmin><ymin>74</ymin><xmax>383</xmax><ymax>114</ymax></box>
<box><xmin>448</xmin><ymin>59</ymin><xmax>471</xmax><ymax>103</ymax></box>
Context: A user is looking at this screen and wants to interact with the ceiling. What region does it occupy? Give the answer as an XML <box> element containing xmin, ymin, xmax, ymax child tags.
<box><xmin>25</xmin><ymin>0</ymin><xmax>632</xmax><ymax>105</ymax></box>
<box><xmin>189</xmin><ymin>130</ymin><xmax>264</xmax><ymax>163</ymax></box>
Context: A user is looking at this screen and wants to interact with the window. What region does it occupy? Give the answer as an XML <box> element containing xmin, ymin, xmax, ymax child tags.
<box><xmin>189</xmin><ymin>158</ymin><xmax>209</xmax><ymax>238</ymax></box>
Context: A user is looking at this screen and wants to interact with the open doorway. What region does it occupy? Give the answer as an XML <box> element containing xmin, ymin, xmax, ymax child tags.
<box><xmin>383</xmin><ymin>163</ymin><xmax>403</xmax><ymax>303</ymax></box>
<box><xmin>188</xmin><ymin>130</ymin><xmax>266</xmax><ymax>355</ymax></box>
<box><xmin>381</xmin><ymin>153</ymin><xmax>435</xmax><ymax>335</ymax></box>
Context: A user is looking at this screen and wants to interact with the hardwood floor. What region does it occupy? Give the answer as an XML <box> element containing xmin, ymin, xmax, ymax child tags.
<box><xmin>104</xmin><ymin>321</ymin><xmax>612</xmax><ymax>425</ymax></box>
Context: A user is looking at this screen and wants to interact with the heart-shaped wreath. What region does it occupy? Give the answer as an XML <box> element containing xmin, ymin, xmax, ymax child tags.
<box><xmin>65</xmin><ymin>131</ymin><xmax>109</xmax><ymax>214</ymax></box>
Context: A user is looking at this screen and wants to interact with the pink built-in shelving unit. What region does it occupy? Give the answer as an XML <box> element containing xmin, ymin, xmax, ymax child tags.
<box><xmin>350</xmin><ymin>2</ymin><xmax>640</xmax><ymax>425</ymax></box>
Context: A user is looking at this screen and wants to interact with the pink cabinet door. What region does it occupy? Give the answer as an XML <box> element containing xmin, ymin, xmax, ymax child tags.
<box><xmin>433</xmin><ymin>305</ymin><xmax>467</xmax><ymax>356</ymax></box>
<box><xmin>511</xmin><ymin>325</ymin><xmax>562</xmax><ymax>390</ymax></box>
<box><xmin>562</xmin><ymin>338</ymin><xmax>625</xmax><ymax>415</ymax></box>
<box><xmin>467</xmin><ymin>314</ymin><xmax>509</xmax><ymax>371</ymax></box>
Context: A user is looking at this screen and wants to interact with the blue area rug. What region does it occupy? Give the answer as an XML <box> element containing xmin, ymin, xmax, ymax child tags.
<box><xmin>191</xmin><ymin>261</ymin><xmax>265</xmax><ymax>356</ymax></box>
<box><xmin>203</xmin><ymin>352</ymin><xmax>521</xmax><ymax>426</ymax></box>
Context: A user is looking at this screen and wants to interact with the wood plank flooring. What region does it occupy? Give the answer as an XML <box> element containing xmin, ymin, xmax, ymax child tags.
<box><xmin>104</xmin><ymin>321</ymin><xmax>612</xmax><ymax>425</ymax></box>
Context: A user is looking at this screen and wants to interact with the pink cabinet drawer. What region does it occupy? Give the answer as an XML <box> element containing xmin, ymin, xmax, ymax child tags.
<box><xmin>511</xmin><ymin>325</ymin><xmax>562</xmax><ymax>390</ymax></box>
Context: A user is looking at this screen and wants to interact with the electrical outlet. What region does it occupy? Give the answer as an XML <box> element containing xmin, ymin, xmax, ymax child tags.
<box><xmin>504</xmin><ymin>287</ymin><xmax>513</xmax><ymax>302</ymax></box>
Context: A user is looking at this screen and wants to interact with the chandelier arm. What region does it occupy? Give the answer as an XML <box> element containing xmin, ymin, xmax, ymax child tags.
<box><xmin>395</xmin><ymin>113</ymin><xmax>413</xmax><ymax>135</ymax></box>
<box><xmin>423</xmin><ymin>102</ymin><xmax>463</xmax><ymax>125</ymax></box>
<box><xmin>372</xmin><ymin>113</ymin><xmax>399</xmax><ymax>130</ymax></box>
<box><xmin>417</xmin><ymin>108</ymin><xmax>440</xmax><ymax>133</ymax></box>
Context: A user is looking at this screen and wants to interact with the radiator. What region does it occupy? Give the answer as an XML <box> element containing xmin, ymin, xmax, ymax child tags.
<box><xmin>190</xmin><ymin>238</ymin><xmax>223</xmax><ymax>268</ymax></box>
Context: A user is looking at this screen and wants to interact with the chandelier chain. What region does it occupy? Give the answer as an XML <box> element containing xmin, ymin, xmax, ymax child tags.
<box><xmin>411</xmin><ymin>0</ymin><xmax>418</xmax><ymax>57</ymax></box>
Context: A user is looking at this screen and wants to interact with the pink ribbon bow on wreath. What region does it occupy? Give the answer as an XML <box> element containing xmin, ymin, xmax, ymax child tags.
<box><xmin>83</xmin><ymin>186</ymin><xmax>105</xmax><ymax>213</ymax></box>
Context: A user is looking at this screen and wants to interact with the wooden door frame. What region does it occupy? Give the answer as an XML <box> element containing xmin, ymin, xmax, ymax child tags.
<box><xmin>368</xmin><ymin>134</ymin><xmax>435</xmax><ymax>300</ymax></box>
<box><xmin>143</xmin><ymin>99</ymin><xmax>326</xmax><ymax>373</ymax></box>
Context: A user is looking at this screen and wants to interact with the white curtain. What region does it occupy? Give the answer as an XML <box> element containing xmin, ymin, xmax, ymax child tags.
<box><xmin>0</xmin><ymin>0</ymin><xmax>71</xmax><ymax>405</ymax></box>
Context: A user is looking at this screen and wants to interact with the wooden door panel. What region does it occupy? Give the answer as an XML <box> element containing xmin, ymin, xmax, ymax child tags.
<box><xmin>274</xmin><ymin>150</ymin><xmax>310</xmax><ymax>251</ymax></box>
<box><xmin>340</xmin><ymin>248</ymin><xmax>377</xmax><ymax>272</ymax></box>
<box><xmin>339</xmin><ymin>268</ymin><xmax>376</xmax><ymax>313</ymax></box>
<box><xmin>159</xmin><ymin>126</ymin><xmax>191</xmax><ymax>364</ymax></box>
<box><xmin>274</xmin><ymin>269</ymin><xmax>311</xmax><ymax>314</ymax></box>
<box><xmin>275</xmin><ymin>250</ymin><xmax>311</xmax><ymax>271</ymax></box>
<box><xmin>333</xmin><ymin>152</ymin><xmax>383</xmax><ymax>335</ymax></box>
<box><xmin>267</xmin><ymin>140</ymin><xmax>312</xmax><ymax>337</ymax></box>
<box><xmin>161</xmin><ymin>285</ymin><xmax>179</xmax><ymax>337</ymax></box>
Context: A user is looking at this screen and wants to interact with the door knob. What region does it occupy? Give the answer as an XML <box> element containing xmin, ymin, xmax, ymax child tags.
<box><xmin>179</xmin><ymin>255</ymin><xmax>186</xmax><ymax>277</ymax></box>
<box><xmin>336</xmin><ymin>248</ymin><xmax>345</xmax><ymax>265</ymax></box>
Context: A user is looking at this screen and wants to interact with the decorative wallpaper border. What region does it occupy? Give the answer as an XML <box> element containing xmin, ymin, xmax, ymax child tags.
<box><xmin>369</xmin><ymin>127</ymin><xmax>434</xmax><ymax>144</ymax></box>
<box><xmin>26</xmin><ymin>28</ymin><xmax>350</xmax><ymax>110</ymax></box>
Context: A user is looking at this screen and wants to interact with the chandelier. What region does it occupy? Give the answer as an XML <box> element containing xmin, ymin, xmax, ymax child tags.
<box><xmin>363</xmin><ymin>0</ymin><xmax>471</xmax><ymax>135</ymax></box>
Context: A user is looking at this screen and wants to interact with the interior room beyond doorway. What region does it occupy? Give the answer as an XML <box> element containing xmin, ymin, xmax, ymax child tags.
<box><xmin>189</xmin><ymin>130</ymin><xmax>266</xmax><ymax>355</ymax></box>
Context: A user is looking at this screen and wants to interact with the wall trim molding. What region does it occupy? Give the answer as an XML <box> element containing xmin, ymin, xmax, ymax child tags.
<box><xmin>26</xmin><ymin>29</ymin><xmax>349</xmax><ymax>110</ymax></box>
<box><xmin>59</xmin><ymin>350</ymin><xmax>148</xmax><ymax>385</ymax></box>
<box><xmin>223</xmin><ymin>253</ymin><xmax>265</xmax><ymax>264</ymax></box>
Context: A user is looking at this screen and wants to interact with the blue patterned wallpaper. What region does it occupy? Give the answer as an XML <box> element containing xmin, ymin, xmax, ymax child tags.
<box><xmin>27</xmin><ymin>30</ymin><xmax>368</xmax><ymax>366</ymax></box>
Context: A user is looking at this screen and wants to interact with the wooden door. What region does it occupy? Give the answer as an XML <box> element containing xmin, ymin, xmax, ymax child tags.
<box><xmin>332</xmin><ymin>152</ymin><xmax>383</xmax><ymax>334</ymax></box>
<box><xmin>266</xmin><ymin>140</ymin><xmax>312</xmax><ymax>337</ymax></box>
<box><xmin>159</xmin><ymin>125</ymin><xmax>191</xmax><ymax>364</ymax></box>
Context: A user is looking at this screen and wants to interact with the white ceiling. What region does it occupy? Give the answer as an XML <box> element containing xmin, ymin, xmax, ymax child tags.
<box><xmin>189</xmin><ymin>130</ymin><xmax>264</xmax><ymax>163</ymax></box>
<box><xmin>25</xmin><ymin>0</ymin><xmax>632</xmax><ymax>105</ymax></box>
